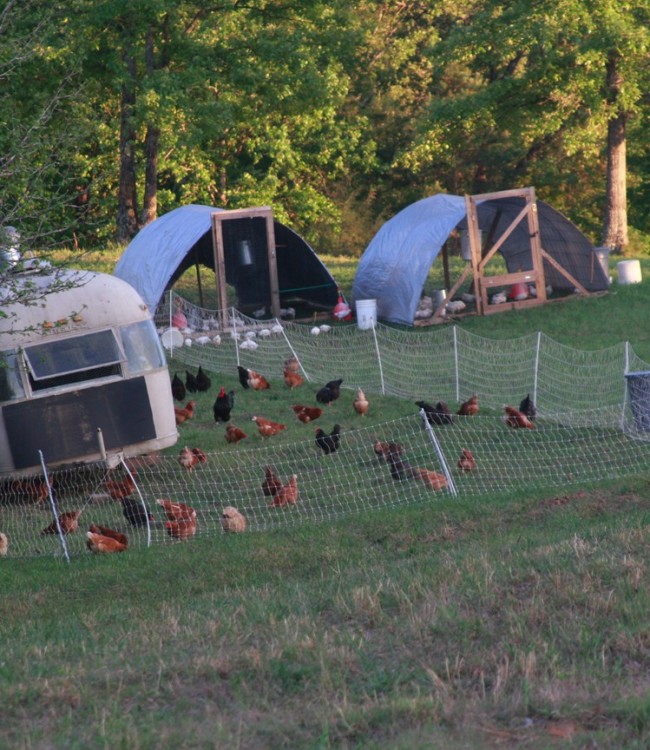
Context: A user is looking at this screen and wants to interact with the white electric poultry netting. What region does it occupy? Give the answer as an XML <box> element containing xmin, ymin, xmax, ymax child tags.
<box><xmin>3</xmin><ymin>292</ymin><xmax>650</xmax><ymax>559</ymax></box>
<box><xmin>4</xmin><ymin>408</ymin><xmax>650</xmax><ymax>560</ymax></box>
<box><xmin>156</xmin><ymin>292</ymin><xmax>642</xmax><ymax>418</ymax></box>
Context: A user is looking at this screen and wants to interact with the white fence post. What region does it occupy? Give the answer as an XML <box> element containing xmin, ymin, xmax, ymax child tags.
<box><xmin>533</xmin><ymin>330</ymin><xmax>542</xmax><ymax>407</ymax></box>
<box><xmin>420</xmin><ymin>410</ymin><xmax>457</xmax><ymax>497</ymax></box>
<box><xmin>39</xmin><ymin>449</ymin><xmax>71</xmax><ymax>563</ymax></box>
<box><xmin>453</xmin><ymin>326</ymin><xmax>460</xmax><ymax>403</ymax></box>
<box><xmin>371</xmin><ymin>322</ymin><xmax>385</xmax><ymax>395</ymax></box>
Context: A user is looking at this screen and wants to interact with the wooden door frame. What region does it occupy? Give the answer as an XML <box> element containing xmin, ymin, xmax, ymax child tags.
<box><xmin>210</xmin><ymin>206</ymin><xmax>281</xmax><ymax>329</ymax></box>
<box><xmin>433</xmin><ymin>186</ymin><xmax>591</xmax><ymax>321</ymax></box>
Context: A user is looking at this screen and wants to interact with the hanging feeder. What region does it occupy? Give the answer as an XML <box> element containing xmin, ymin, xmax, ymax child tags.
<box><xmin>237</xmin><ymin>240</ymin><xmax>254</xmax><ymax>267</ymax></box>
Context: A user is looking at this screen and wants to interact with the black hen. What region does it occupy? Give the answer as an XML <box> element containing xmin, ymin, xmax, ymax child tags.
<box><xmin>196</xmin><ymin>366</ymin><xmax>211</xmax><ymax>392</ymax></box>
<box><xmin>519</xmin><ymin>394</ymin><xmax>537</xmax><ymax>421</ymax></box>
<box><xmin>315</xmin><ymin>424</ymin><xmax>341</xmax><ymax>454</ymax></box>
<box><xmin>213</xmin><ymin>387</ymin><xmax>235</xmax><ymax>422</ymax></box>
<box><xmin>237</xmin><ymin>365</ymin><xmax>250</xmax><ymax>389</ymax></box>
<box><xmin>316</xmin><ymin>378</ymin><xmax>343</xmax><ymax>406</ymax></box>
<box><xmin>171</xmin><ymin>373</ymin><xmax>186</xmax><ymax>402</ymax></box>
<box><xmin>121</xmin><ymin>496</ymin><xmax>154</xmax><ymax>528</ymax></box>
<box><xmin>185</xmin><ymin>370</ymin><xmax>199</xmax><ymax>393</ymax></box>
<box><xmin>385</xmin><ymin>444</ymin><xmax>417</xmax><ymax>481</ymax></box>
<box><xmin>415</xmin><ymin>400</ymin><xmax>454</xmax><ymax>426</ymax></box>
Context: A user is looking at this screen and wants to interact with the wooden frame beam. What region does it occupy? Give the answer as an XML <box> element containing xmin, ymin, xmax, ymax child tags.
<box><xmin>210</xmin><ymin>206</ymin><xmax>281</xmax><ymax>328</ymax></box>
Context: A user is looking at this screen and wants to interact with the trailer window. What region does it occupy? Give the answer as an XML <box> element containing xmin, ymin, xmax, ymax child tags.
<box><xmin>24</xmin><ymin>330</ymin><xmax>124</xmax><ymax>391</ymax></box>
<box><xmin>0</xmin><ymin>350</ymin><xmax>26</xmax><ymax>402</ymax></box>
<box><xmin>120</xmin><ymin>320</ymin><xmax>166</xmax><ymax>374</ymax></box>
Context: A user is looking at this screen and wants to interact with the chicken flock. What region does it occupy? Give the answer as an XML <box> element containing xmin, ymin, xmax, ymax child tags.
<box><xmin>0</xmin><ymin>360</ymin><xmax>539</xmax><ymax>558</ymax></box>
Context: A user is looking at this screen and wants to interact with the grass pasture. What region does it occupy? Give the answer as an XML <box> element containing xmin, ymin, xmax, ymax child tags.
<box><xmin>2</xmin><ymin>250</ymin><xmax>650</xmax><ymax>748</ymax></box>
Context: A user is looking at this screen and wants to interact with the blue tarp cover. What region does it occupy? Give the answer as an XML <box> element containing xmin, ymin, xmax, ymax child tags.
<box><xmin>351</xmin><ymin>193</ymin><xmax>607</xmax><ymax>325</ymax></box>
<box><xmin>351</xmin><ymin>194</ymin><xmax>469</xmax><ymax>325</ymax></box>
<box><xmin>114</xmin><ymin>204</ymin><xmax>340</xmax><ymax>314</ymax></box>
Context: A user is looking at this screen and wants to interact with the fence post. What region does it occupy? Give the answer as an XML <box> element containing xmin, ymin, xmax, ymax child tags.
<box><xmin>621</xmin><ymin>341</ymin><xmax>630</xmax><ymax>430</ymax></box>
<box><xmin>119</xmin><ymin>457</ymin><xmax>151</xmax><ymax>547</ymax></box>
<box><xmin>232</xmin><ymin>306</ymin><xmax>240</xmax><ymax>367</ymax></box>
<box><xmin>533</xmin><ymin>331</ymin><xmax>542</xmax><ymax>407</ymax></box>
<box><xmin>371</xmin><ymin>323</ymin><xmax>385</xmax><ymax>395</ymax></box>
<box><xmin>281</xmin><ymin>324</ymin><xmax>310</xmax><ymax>381</ymax></box>
<box><xmin>169</xmin><ymin>290</ymin><xmax>174</xmax><ymax>356</ymax></box>
<box><xmin>419</xmin><ymin>410</ymin><xmax>457</xmax><ymax>496</ymax></box>
<box><xmin>453</xmin><ymin>326</ymin><xmax>460</xmax><ymax>403</ymax></box>
<box><xmin>39</xmin><ymin>450</ymin><xmax>71</xmax><ymax>563</ymax></box>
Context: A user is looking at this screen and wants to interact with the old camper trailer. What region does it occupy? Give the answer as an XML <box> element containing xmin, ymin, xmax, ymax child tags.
<box><xmin>0</xmin><ymin>267</ymin><xmax>178</xmax><ymax>476</ymax></box>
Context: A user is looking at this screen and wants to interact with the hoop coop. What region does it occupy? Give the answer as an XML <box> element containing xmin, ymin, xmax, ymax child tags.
<box><xmin>352</xmin><ymin>187</ymin><xmax>609</xmax><ymax>326</ymax></box>
<box><xmin>114</xmin><ymin>204</ymin><xmax>341</xmax><ymax>323</ymax></box>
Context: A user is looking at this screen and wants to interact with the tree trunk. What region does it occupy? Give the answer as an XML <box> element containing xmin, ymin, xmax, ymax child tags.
<box><xmin>116</xmin><ymin>52</ymin><xmax>139</xmax><ymax>243</ymax></box>
<box><xmin>601</xmin><ymin>53</ymin><xmax>628</xmax><ymax>253</ymax></box>
<box><xmin>140</xmin><ymin>27</ymin><xmax>159</xmax><ymax>228</ymax></box>
<box><xmin>141</xmin><ymin>124</ymin><xmax>159</xmax><ymax>227</ymax></box>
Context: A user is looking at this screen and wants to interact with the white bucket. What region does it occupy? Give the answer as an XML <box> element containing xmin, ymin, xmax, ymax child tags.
<box><xmin>434</xmin><ymin>289</ymin><xmax>447</xmax><ymax>306</ymax></box>
<box><xmin>617</xmin><ymin>259</ymin><xmax>642</xmax><ymax>285</ymax></box>
<box><xmin>356</xmin><ymin>299</ymin><xmax>377</xmax><ymax>330</ymax></box>
<box><xmin>460</xmin><ymin>229</ymin><xmax>482</xmax><ymax>261</ymax></box>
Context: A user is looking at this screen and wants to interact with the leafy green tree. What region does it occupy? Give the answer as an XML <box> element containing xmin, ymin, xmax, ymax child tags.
<box><xmin>53</xmin><ymin>0</ymin><xmax>373</xmax><ymax>246</ymax></box>
<box><xmin>0</xmin><ymin>0</ymin><xmax>90</xmax><ymax>312</ymax></box>
<box><xmin>398</xmin><ymin>0</ymin><xmax>650</xmax><ymax>250</ymax></box>
<box><xmin>0</xmin><ymin>0</ymin><xmax>86</xmax><ymax>252</ymax></box>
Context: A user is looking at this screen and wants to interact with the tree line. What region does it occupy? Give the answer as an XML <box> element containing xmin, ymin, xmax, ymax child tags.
<box><xmin>1</xmin><ymin>0</ymin><xmax>648</xmax><ymax>258</ymax></box>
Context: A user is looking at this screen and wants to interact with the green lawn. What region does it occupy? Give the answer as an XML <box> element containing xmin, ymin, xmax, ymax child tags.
<box><xmin>2</xmin><ymin>248</ymin><xmax>650</xmax><ymax>748</ymax></box>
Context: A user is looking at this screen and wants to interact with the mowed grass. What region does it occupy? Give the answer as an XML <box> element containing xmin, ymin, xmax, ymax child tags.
<box><xmin>2</xmin><ymin>249</ymin><xmax>650</xmax><ymax>748</ymax></box>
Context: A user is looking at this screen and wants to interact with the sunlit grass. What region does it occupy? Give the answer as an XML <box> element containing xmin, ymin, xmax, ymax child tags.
<box><xmin>4</xmin><ymin>245</ymin><xmax>650</xmax><ymax>748</ymax></box>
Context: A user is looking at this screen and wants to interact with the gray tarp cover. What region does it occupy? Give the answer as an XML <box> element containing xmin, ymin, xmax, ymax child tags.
<box><xmin>351</xmin><ymin>193</ymin><xmax>607</xmax><ymax>326</ymax></box>
<box><xmin>114</xmin><ymin>205</ymin><xmax>220</xmax><ymax>311</ymax></box>
<box><xmin>351</xmin><ymin>194</ymin><xmax>470</xmax><ymax>325</ymax></box>
<box><xmin>114</xmin><ymin>204</ymin><xmax>340</xmax><ymax>314</ymax></box>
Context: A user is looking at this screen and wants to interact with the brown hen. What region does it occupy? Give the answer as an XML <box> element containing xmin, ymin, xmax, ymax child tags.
<box><xmin>252</xmin><ymin>415</ymin><xmax>286</xmax><ymax>437</ymax></box>
<box><xmin>41</xmin><ymin>510</ymin><xmax>82</xmax><ymax>535</ymax></box>
<box><xmin>270</xmin><ymin>474</ymin><xmax>298</xmax><ymax>507</ymax></box>
<box><xmin>225</xmin><ymin>424</ymin><xmax>248</xmax><ymax>444</ymax></box>
<box><xmin>291</xmin><ymin>405</ymin><xmax>323</xmax><ymax>423</ymax></box>
<box><xmin>353</xmin><ymin>387</ymin><xmax>369</xmax><ymax>416</ymax></box>
<box><xmin>86</xmin><ymin>530</ymin><xmax>128</xmax><ymax>553</ymax></box>
<box><xmin>457</xmin><ymin>395</ymin><xmax>479</xmax><ymax>416</ymax></box>
<box><xmin>457</xmin><ymin>449</ymin><xmax>476</xmax><ymax>471</ymax></box>
<box><xmin>262</xmin><ymin>466</ymin><xmax>283</xmax><ymax>497</ymax></box>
